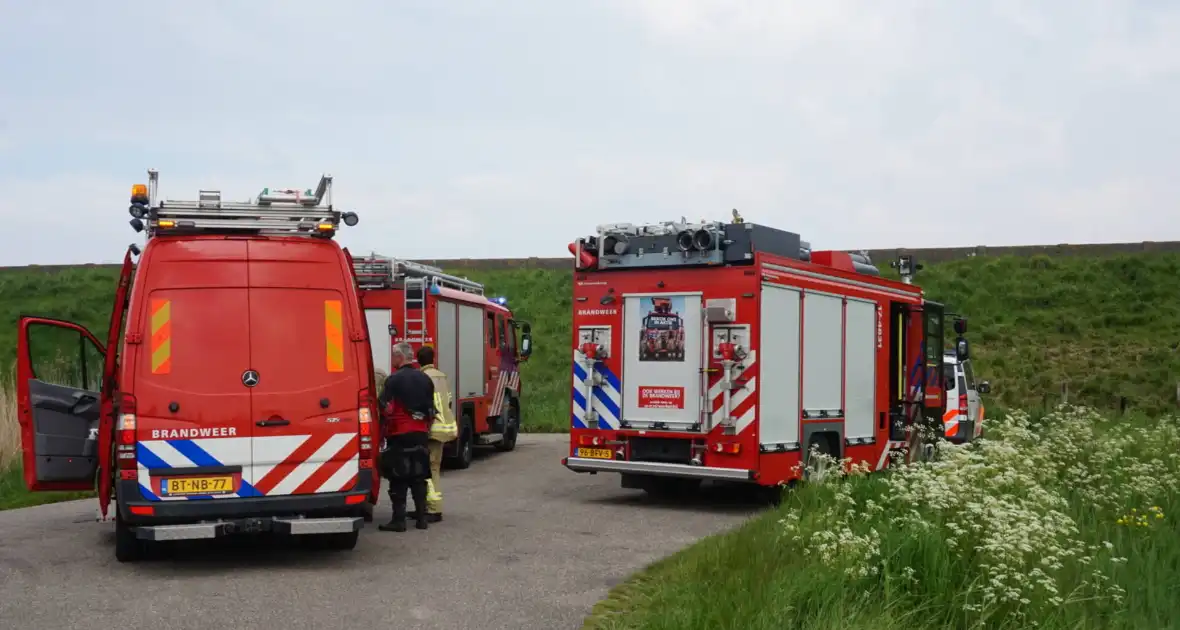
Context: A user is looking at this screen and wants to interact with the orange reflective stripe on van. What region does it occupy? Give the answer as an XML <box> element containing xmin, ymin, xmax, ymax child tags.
<box><xmin>325</xmin><ymin>299</ymin><xmax>344</xmax><ymax>372</ymax></box>
<box><xmin>150</xmin><ymin>298</ymin><xmax>172</xmax><ymax>374</ymax></box>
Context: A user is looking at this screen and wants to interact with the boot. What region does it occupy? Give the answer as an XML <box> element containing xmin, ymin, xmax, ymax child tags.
<box><xmin>379</xmin><ymin>483</ymin><xmax>408</xmax><ymax>532</ymax></box>
<box><xmin>410</xmin><ymin>480</ymin><xmax>429</xmax><ymax>530</ymax></box>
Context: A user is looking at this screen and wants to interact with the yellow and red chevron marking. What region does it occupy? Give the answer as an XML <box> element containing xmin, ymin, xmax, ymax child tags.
<box><xmin>324</xmin><ymin>300</ymin><xmax>344</xmax><ymax>372</ymax></box>
<box><xmin>707</xmin><ymin>350</ymin><xmax>759</xmax><ymax>435</ymax></box>
<box><xmin>150</xmin><ymin>298</ymin><xmax>172</xmax><ymax>374</ymax></box>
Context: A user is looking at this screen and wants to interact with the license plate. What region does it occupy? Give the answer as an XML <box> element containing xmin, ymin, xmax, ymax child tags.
<box><xmin>577</xmin><ymin>447</ymin><xmax>614</xmax><ymax>460</ymax></box>
<box><xmin>160</xmin><ymin>476</ymin><xmax>234</xmax><ymax>496</ymax></box>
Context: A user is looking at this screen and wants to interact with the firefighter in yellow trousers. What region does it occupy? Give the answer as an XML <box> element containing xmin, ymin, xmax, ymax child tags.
<box><xmin>416</xmin><ymin>346</ymin><xmax>457</xmax><ymax>523</ymax></box>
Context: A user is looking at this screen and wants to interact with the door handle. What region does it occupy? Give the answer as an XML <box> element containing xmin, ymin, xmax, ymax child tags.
<box><xmin>256</xmin><ymin>418</ymin><xmax>290</xmax><ymax>427</ymax></box>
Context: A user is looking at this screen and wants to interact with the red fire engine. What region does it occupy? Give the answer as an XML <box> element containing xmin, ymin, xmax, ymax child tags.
<box><xmin>351</xmin><ymin>255</ymin><xmax>533</xmax><ymax>469</ymax></box>
<box><xmin>561</xmin><ymin>217</ymin><xmax>949</xmax><ymax>494</ymax></box>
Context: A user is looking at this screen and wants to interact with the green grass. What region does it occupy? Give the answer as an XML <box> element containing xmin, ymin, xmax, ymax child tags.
<box><xmin>584</xmin><ymin>406</ymin><xmax>1180</xmax><ymax>630</ymax></box>
<box><xmin>0</xmin><ymin>465</ymin><xmax>92</xmax><ymax>510</ymax></box>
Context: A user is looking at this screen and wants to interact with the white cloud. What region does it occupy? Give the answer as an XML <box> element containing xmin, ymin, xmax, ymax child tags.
<box><xmin>0</xmin><ymin>0</ymin><xmax>1178</xmax><ymax>266</ymax></box>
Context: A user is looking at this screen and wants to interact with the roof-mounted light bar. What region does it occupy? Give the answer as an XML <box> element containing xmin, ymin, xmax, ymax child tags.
<box><xmin>127</xmin><ymin>169</ymin><xmax>359</xmax><ymax>239</ymax></box>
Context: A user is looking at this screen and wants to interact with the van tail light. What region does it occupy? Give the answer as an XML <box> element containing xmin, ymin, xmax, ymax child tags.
<box><xmin>357</xmin><ymin>387</ymin><xmax>375</xmax><ymax>465</ymax></box>
<box><xmin>116</xmin><ymin>393</ymin><xmax>138</xmax><ymax>474</ymax></box>
<box><xmin>958</xmin><ymin>393</ymin><xmax>968</xmax><ymax>416</ymax></box>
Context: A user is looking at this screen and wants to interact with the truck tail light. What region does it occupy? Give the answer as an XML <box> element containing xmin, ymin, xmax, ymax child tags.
<box><xmin>116</xmin><ymin>393</ymin><xmax>138</xmax><ymax>474</ymax></box>
<box><xmin>959</xmin><ymin>393</ymin><xmax>968</xmax><ymax>416</ymax></box>
<box><xmin>578</xmin><ymin>435</ymin><xmax>604</xmax><ymax>446</ymax></box>
<box><xmin>358</xmin><ymin>387</ymin><xmax>375</xmax><ymax>464</ymax></box>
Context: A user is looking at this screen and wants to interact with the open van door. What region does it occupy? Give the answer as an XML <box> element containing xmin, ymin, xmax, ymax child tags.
<box><xmin>16</xmin><ymin>316</ymin><xmax>107</xmax><ymax>492</ymax></box>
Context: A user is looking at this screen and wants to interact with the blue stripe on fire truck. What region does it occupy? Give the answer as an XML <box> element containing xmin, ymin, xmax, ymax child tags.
<box><xmin>571</xmin><ymin>353</ymin><xmax>622</xmax><ymax>430</ymax></box>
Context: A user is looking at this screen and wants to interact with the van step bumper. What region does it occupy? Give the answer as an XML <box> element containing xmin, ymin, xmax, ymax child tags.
<box><xmin>563</xmin><ymin>457</ymin><xmax>754</xmax><ymax>481</ymax></box>
<box><xmin>134</xmin><ymin>516</ymin><xmax>363</xmax><ymax>541</ymax></box>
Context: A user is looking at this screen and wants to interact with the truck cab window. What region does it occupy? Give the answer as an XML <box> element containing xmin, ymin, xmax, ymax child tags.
<box><xmin>496</xmin><ymin>315</ymin><xmax>507</xmax><ymax>350</ymax></box>
<box><xmin>27</xmin><ymin>322</ymin><xmax>103</xmax><ymax>391</ymax></box>
<box><xmin>506</xmin><ymin>320</ymin><xmax>518</xmax><ymax>356</ymax></box>
<box><xmin>486</xmin><ymin>312</ymin><xmax>496</xmax><ymax>347</ymax></box>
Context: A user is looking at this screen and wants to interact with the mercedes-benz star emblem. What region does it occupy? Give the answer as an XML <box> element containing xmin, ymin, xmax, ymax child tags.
<box><xmin>241</xmin><ymin>370</ymin><xmax>260</xmax><ymax>387</ymax></box>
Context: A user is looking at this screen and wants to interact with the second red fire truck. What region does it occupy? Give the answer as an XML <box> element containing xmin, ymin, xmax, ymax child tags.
<box><xmin>562</xmin><ymin>217</ymin><xmax>955</xmax><ymax>494</ymax></box>
<box><xmin>351</xmin><ymin>255</ymin><xmax>533</xmax><ymax>469</ymax></box>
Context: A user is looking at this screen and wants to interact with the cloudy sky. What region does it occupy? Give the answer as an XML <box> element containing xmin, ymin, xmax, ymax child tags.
<box><xmin>1</xmin><ymin>0</ymin><xmax>1177</xmax><ymax>266</ymax></box>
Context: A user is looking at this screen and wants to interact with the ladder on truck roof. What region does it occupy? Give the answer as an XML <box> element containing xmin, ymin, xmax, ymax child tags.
<box><xmin>351</xmin><ymin>254</ymin><xmax>484</xmax><ymax>343</ymax></box>
<box><xmin>128</xmin><ymin>168</ymin><xmax>360</xmax><ymax>239</ymax></box>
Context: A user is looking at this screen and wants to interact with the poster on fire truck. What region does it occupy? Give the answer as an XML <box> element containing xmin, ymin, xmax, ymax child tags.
<box><xmin>622</xmin><ymin>294</ymin><xmax>703</xmax><ymax>430</ymax></box>
<box><xmin>637</xmin><ymin>296</ymin><xmax>686</xmax><ymax>362</ymax></box>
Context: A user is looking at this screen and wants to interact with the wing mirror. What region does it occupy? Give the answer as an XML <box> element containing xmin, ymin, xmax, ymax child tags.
<box><xmin>519</xmin><ymin>322</ymin><xmax>533</xmax><ymax>361</ymax></box>
<box><xmin>977</xmin><ymin>380</ymin><xmax>991</xmax><ymax>395</ymax></box>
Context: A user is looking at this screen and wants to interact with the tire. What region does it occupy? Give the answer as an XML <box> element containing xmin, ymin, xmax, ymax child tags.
<box><xmin>446</xmin><ymin>416</ymin><xmax>475</xmax><ymax>470</ymax></box>
<box><xmin>495</xmin><ymin>402</ymin><xmax>519</xmax><ymax>452</ymax></box>
<box><xmin>114</xmin><ymin>510</ymin><xmax>146</xmax><ymax>563</ymax></box>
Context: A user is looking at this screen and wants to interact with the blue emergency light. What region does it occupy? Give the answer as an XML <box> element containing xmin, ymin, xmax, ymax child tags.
<box><xmin>491</xmin><ymin>296</ymin><xmax>508</xmax><ymax>306</ymax></box>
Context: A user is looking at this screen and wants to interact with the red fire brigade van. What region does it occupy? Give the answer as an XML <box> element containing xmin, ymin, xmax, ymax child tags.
<box><xmin>15</xmin><ymin>170</ymin><xmax>376</xmax><ymax>562</ymax></box>
<box><xmin>562</xmin><ymin>219</ymin><xmax>949</xmax><ymax>495</ymax></box>
<box><xmin>351</xmin><ymin>255</ymin><xmax>533</xmax><ymax>468</ymax></box>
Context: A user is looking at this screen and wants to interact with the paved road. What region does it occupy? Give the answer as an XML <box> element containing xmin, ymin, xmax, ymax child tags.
<box><xmin>0</xmin><ymin>434</ymin><xmax>763</xmax><ymax>630</ymax></box>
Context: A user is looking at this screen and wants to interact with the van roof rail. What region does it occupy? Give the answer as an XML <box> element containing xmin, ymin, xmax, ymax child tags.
<box><xmin>128</xmin><ymin>169</ymin><xmax>360</xmax><ymax>239</ymax></box>
<box><xmin>352</xmin><ymin>253</ymin><xmax>484</xmax><ymax>295</ymax></box>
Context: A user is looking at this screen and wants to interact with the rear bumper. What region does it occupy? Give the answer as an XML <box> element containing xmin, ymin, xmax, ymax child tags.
<box><xmin>117</xmin><ymin>472</ymin><xmax>372</xmax><ymax>528</ymax></box>
<box><xmin>563</xmin><ymin>456</ymin><xmax>755</xmax><ymax>481</ymax></box>
<box><xmin>133</xmin><ymin>516</ymin><xmax>363</xmax><ymax>541</ymax></box>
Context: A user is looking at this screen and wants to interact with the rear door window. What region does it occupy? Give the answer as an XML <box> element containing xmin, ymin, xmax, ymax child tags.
<box><xmin>942</xmin><ymin>363</ymin><xmax>955</xmax><ymax>392</ymax></box>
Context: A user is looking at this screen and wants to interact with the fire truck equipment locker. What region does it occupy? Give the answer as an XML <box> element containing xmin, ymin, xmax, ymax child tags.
<box><xmin>621</xmin><ymin>292</ymin><xmax>703</xmax><ymax>432</ymax></box>
<box><xmin>844</xmin><ymin>297</ymin><xmax>879</xmax><ymax>442</ymax></box>
<box><xmin>757</xmin><ymin>284</ymin><xmax>800</xmax><ymax>450</ymax></box>
<box><xmin>457</xmin><ymin>304</ymin><xmax>486</xmax><ymax>399</ymax></box>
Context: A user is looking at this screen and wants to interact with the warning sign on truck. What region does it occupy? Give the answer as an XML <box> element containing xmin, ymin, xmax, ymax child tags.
<box><xmin>638</xmin><ymin>386</ymin><xmax>685</xmax><ymax>409</ymax></box>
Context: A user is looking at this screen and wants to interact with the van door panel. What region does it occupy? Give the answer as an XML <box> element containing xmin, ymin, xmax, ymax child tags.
<box><xmin>134</xmin><ymin>288</ymin><xmax>256</xmax><ymax>501</ymax></box>
<box><xmin>15</xmin><ymin>316</ymin><xmax>107</xmax><ymax>491</ymax></box>
<box><xmin>248</xmin><ymin>288</ymin><xmax>360</xmax><ymax>497</ymax></box>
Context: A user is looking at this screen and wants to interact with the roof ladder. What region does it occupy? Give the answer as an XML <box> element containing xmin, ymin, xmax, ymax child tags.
<box><xmin>403</xmin><ymin>277</ymin><xmax>427</xmax><ymax>343</ymax></box>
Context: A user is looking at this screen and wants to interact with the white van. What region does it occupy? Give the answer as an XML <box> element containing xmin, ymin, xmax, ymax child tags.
<box><xmin>942</xmin><ymin>351</ymin><xmax>990</xmax><ymax>443</ymax></box>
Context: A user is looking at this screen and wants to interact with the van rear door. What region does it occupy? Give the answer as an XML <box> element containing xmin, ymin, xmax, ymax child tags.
<box><xmin>134</xmin><ymin>287</ymin><xmax>257</xmax><ymax>501</ymax></box>
<box><xmin>246</xmin><ymin>287</ymin><xmax>360</xmax><ymax>497</ymax></box>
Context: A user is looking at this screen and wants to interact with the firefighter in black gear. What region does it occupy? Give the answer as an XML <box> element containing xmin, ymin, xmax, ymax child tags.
<box><xmin>377</xmin><ymin>342</ymin><xmax>435</xmax><ymax>532</ymax></box>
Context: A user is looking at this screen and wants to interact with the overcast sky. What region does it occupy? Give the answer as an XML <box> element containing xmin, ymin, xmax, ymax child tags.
<box><xmin>1</xmin><ymin>1</ymin><xmax>1177</xmax><ymax>266</ymax></box>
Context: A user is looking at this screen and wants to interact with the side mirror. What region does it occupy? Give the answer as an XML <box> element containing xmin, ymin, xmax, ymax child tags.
<box><xmin>388</xmin><ymin>324</ymin><xmax>399</xmax><ymax>337</ymax></box>
<box><xmin>953</xmin><ymin>318</ymin><xmax>967</xmax><ymax>335</ymax></box>
<box><xmin>955</xmin><ymin>337</ymin><xmax>970</xmax><ymax>361</ymax></box>
<box><xmin>977</xmin><ymin>380</ymin><xmax>991</xmax><ymax>394</ymax></box>
<box><xmin>519</xmin><ymin>322</ymin><xmax>533</xmax><ymax>360</ymax></box>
